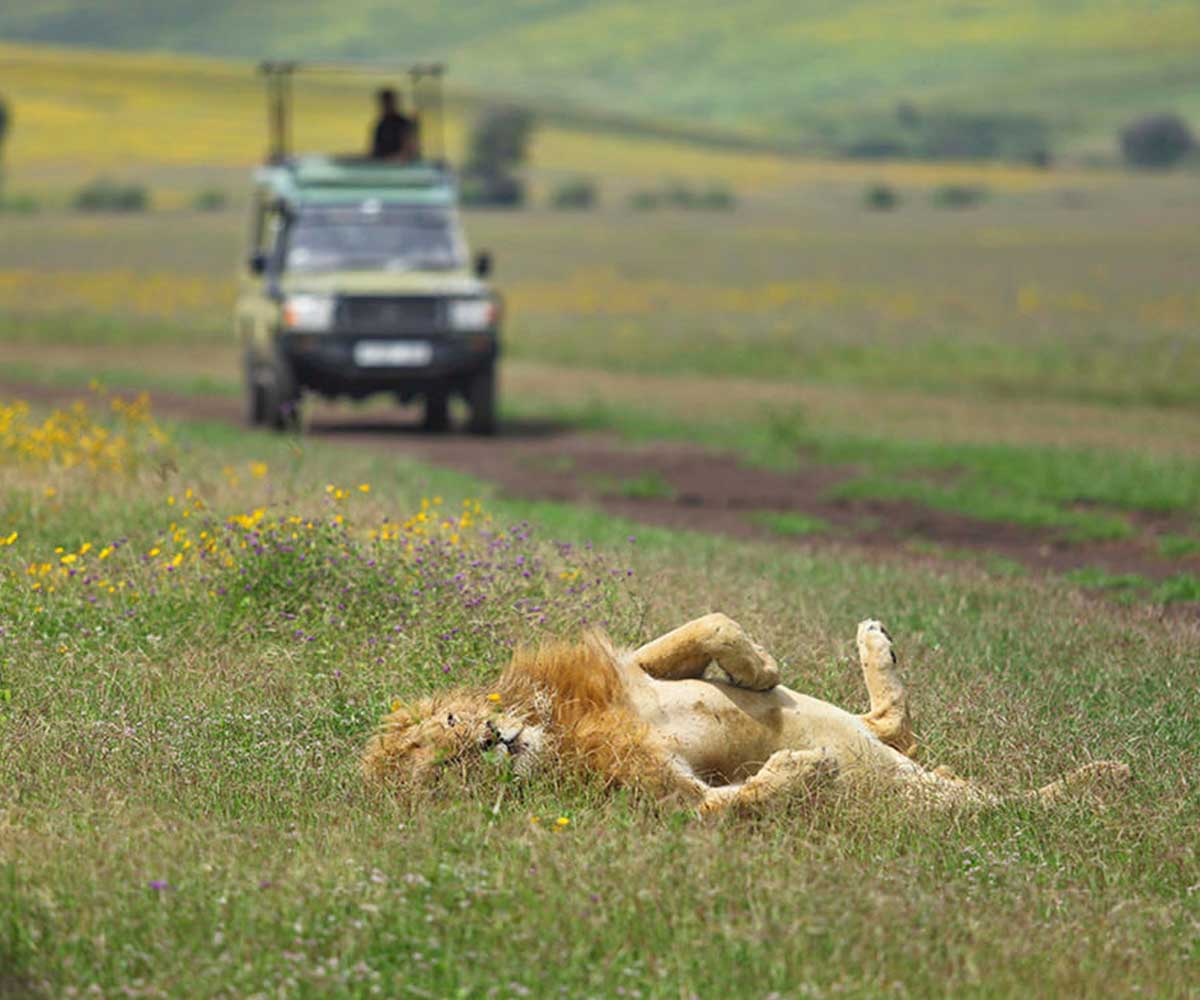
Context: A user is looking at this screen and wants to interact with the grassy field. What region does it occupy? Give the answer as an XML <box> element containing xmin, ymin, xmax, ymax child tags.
<box><xmin>1</xmin><ymin>392</ymin><xmax>1197</xmax><ymax>997</ymax></box>
<box><xmin>2</xmin><ymin>2</ymin><xmax>1199</xmax><ymax>155</ymax></box>
<box><xmin>1</xmin><ymin>39</ymin><xmax>1199</xmax><ymax>996</ymax></box>
<box><xmin>2</xmin><ymin>165</ymin><xmax>1199</xmax><ymax>562</ymax></box>
<box><xmin>4</xmin><ymin>42</ymin><xmax>1123</xmax><ymax>202</ymax></box>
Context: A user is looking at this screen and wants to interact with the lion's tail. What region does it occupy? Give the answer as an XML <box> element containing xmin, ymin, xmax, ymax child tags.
<box><xmin>1027</xmin><ymin>760</ymin><xmax>1131</xmax><ymax>804</ymax></box>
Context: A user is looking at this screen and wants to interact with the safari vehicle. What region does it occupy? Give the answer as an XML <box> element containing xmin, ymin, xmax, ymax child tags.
<box><xmin>237</xmin><ymin>63</ymin><xmax>500</xmax><ymax>434</ymax></box>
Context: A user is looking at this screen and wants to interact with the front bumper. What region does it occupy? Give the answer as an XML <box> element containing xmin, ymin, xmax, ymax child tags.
<box><xmin>281</xmin><ymin>331</ymin><xmax>498</xmax><ymax>397</ymax></box>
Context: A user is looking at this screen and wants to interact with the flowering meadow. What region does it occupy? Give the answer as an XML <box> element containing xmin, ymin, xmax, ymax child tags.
<box><xmin>1</xmin><ymin>394</ymin><xmax>1197</xmax><ymax>996</ymax></box>
<box><xmin>0</xmin><ymin>392</ymin><xmax>641</xmax><ymax>705</ymax></box>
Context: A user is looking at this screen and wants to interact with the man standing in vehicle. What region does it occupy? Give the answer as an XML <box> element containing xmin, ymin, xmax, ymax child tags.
<box><xmin>369</xmin><ymin>88</ymin><xmax>418</xmax><ymax>159</ymax></box>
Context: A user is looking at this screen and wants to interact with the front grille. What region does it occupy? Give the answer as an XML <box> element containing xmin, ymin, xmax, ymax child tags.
<box><xmin>337</xmin><ymin>296</ymin><xmax>441</xmax><ymax>335</ymax></box>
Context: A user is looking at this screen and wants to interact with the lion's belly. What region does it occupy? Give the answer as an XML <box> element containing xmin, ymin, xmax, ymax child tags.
<box><xmin>635</xmin><ymin>678</ymin><xmax>894</xmax><ymax>784</ymax></box>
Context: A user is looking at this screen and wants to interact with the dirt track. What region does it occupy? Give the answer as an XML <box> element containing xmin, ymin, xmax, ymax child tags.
<box><xmin>6</xmin><ymin>379</ymin><xmax>1199</xmax><ymax>607</ymax></box>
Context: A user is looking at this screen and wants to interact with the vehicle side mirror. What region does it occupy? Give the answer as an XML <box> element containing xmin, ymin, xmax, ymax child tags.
<box><xmin>249</xmin><ymin>251</ymin><xmax>268</xmax><ymax>275</ymax></box>
<box><xmin>474</xmin><ymin>251</ymin><xmax>492</xmax><ymax>279</ymax></box>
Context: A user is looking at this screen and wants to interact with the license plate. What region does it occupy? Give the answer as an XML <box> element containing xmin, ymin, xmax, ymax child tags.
<box><xmin>353</xmin><ymin>341</ymin><xmax>433</xmax><ymax>367</ymax></box>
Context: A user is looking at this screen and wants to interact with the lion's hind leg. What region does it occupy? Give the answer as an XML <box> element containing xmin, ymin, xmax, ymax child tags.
<box><xmin>631</xmin><ymin>613</ymin><xmax>780</xmax><ymax>691</ymax></box>
<box><xmin>856</xmin><ymin>619</ymin><xmax>917</xmax><ymax>758</ymax></box>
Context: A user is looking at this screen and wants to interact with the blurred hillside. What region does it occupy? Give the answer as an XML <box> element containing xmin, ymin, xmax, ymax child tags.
<box><xmin>2</xmin><ymin>1</ymin><xmax>1198</xmax><ymax>159</ymax></box>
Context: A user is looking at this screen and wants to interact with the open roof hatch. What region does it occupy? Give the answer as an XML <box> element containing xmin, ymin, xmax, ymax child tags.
<box><xmin>258</xmin><ymin>60</ymin><xmax>448</xmax><ymax>167</ymax></box>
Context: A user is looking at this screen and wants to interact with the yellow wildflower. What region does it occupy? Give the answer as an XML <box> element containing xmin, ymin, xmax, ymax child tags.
<box><xmin>487</xmin><ymin>693</ymin><xmax>501</xmax><ymax>704</ymax></box>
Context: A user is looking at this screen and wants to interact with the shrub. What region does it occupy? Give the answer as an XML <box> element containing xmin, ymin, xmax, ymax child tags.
<box><xmin>628</xmin><ymin>190</ymin><xmax>660</xmax><ymax>212</ymax></box>
<box><xmin>191</xmin><ymin>188</ymin><xmax>228</xmax><ymax>212</ymax></box>
<box><xmin>661</xmin><ymin>178</ymin><xmax>696</xmax><ymax>209</ymax></box>
<box><xmin>844</xmin><ymin>137</ymin><xmax>908</xmax><ymax>160</ymax></box>
<box><xmin>918</xmin><ymin>112</ymin><xmax>1048</xmax><ymax>162</ymax></box>
<box><xmin>1119</xmin><ymin>113</ymin><xmax>1195</xmax><ymax>169</ymax></box>
<box><xmin>0</xmin><ymin>192</ymin><xmax>38</xmax><ymax>214</ymax></box>
<box><xmin>931</xmin><ymin>183</ymin><xmax>987</xmax><ymax>209</ymax></box>
<box><xmin>72</xmin><ymin>177</ymin><xmax>149</xmax><ymax>213</ymax></box>
<box><xmin>461</xmin><ymin>105</ymin><xmax>535</xmax><ymax>207</ymax></box>
<box><xmin>464</xmin><ymin>105</ymin><xmax>535</xmax><ymax>178</ymax></box>
<box><xmin>863</xmin><ymin>183</ymin><xmax>899</xmax><ymax>211</ymax></box>
<box><xmin>696</xmin><ymin>183</ymin><xmax>736</xmax><ymax>210</ymax></box>
<box><xmin>628</xmin><ymin>180</ymin><xmax>736</xmax><ymax>212</ymax></box>
<box><xmin>0</xmin><ymin>96</ymin><xmax>10</xmax><ymax>197</ymax></box>
<box><xmin>840</xmin><ymin>110</ymin><xmax>1050</xmax><ymax>164</ymax></box>
<box><xmin>460</xmin><ymin>173</ymin><xmax>524</xmax><ymax>208</ymax></box>
<box><xmin>549</xmin><ymin>176</ymin><xmax>597</xmax><ymax>210</ymax></box>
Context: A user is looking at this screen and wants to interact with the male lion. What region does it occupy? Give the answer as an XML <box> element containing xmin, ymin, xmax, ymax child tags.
<box><xmin>363</xmin><ymin>615</ymin><xmax>1129</xmax><ymax>814</ymax></box>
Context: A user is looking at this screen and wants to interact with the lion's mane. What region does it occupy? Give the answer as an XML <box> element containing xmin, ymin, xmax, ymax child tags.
<box><xmin>363</xmin><ymin>631</ymin><xmax>669</xmax><ymax>792</ymax></box>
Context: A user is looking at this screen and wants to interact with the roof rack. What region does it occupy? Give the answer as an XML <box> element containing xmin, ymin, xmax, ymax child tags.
<box><xmin>258</xmin><ymin>60</ymin><xmax>447</xmax><ymax>166</ymax></box>
<box><xmin>254</xmin><ymin>155</ymin><xmax>456</xmax><ymax>208</ymax></box>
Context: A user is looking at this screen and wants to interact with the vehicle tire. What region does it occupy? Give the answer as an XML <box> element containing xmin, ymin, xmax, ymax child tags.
<box><xmin>265</xmin><ymin>351</ymin><xmax>301</xmax><ymax>433</ymax></box>
<box><xmin>466</xmin><ymin>368</ymin><xmax>497</xmax><ymax>436</ymax></box>
<box><xmin>242</xmin><ymin>353</ymin><xmax>267</xmax><ymax>428</ymax></box>
<box><xmin>423</xmin><ymin>391</ymin><xmax>450</xmax><ymax>433</ymax></box>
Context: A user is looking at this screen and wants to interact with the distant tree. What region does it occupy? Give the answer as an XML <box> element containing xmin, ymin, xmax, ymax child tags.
<box><xmin>1119</xmin><ymin>113</ymin><xmax>1195</xmax><ymax>169</ymax></box>
<box><xmin>549</xmin><ymin>176</ymin><xmax>597</xmax><ymax>210</ymax></box>
<box><xmin>0</xmin><ymin>96</ymin><xmax>10</xmax><ymax>197</ymax></box>
<box><xmin>465</xmin><ymin>105</ymin><xmax>535</xmax><ymax>176</ymax></box>
<box><xmin>462</xmin><ymin>106</ymin><xmax>535</xmax><ymax>207</ymax></box>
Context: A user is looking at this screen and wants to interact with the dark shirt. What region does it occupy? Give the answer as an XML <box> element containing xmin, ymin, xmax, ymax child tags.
<box><xmin>371</xmin><ymin>112</ymin><xmax>415</xmax><ymax>158</ymax></box>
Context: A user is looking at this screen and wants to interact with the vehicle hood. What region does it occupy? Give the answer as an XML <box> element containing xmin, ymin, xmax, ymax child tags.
<box><xmin>279</xmin><ymin>270</ymin><xmax>490</xmax><ymax>297</ymax></box>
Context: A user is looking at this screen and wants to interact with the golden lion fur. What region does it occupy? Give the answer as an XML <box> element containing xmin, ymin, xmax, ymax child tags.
<box><xmin>363</xmin><ymin>616</ymin><xmax>1130</xmax><ymax>813</ymax></box>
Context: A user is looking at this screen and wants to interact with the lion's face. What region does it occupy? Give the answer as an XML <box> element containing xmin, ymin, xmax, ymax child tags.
<box><xmin>380</xmin><ymin>696</ymin><xmax>546</xmax><ymax>784</ymax></box>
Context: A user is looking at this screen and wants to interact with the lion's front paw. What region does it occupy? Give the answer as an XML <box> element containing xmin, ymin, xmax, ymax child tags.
<box><xmin>744</xmin><ymin>641</ymin><xmax>781</xmax><ymax>691</ymax></box>
<box><xmin>760</xmin><ymin>748</ymin><xmax>839</xmax><ymax>785</ymax></box>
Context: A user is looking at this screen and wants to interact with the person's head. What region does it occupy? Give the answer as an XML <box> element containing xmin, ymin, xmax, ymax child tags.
<box><xmin>377</xmin><ymin>88</ymin><xmax>400</xmax><ymax>114</ymax></box>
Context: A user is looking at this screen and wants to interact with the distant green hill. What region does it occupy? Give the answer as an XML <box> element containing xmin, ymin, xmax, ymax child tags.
<box><xmin>3</xmin><ymin>1</ymin><xmax>1198</xmax><ymax>157</ymax></box>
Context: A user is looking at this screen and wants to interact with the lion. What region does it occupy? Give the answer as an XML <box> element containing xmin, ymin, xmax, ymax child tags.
<box><xmin>362</xmin><ymin>614</ymin><xmax>1130</xmax><ymax>814</ymax></box>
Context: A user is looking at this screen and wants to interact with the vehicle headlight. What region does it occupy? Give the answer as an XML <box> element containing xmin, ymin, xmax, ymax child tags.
<box><xmin>448</xmin><ymin>298</ymin><xmax>496</xmax><ymax>332</ymax></box>
<box><xmin>283</xmin><ymin>294</ymin><xmax>335</xmax><ymax>332</ymax></box>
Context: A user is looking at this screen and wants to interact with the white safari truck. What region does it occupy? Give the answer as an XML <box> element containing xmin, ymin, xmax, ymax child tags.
<box><xmin>236</xmin><ymin>63</ymin><xmax>500</xmax><ymax>434</ymax></box>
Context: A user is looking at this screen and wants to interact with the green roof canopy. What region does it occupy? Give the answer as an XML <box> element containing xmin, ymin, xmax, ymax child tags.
<box><xmin>256</xmin><ymin>156</ymin><xmax>456</xmax><ymax>208</ymax></box>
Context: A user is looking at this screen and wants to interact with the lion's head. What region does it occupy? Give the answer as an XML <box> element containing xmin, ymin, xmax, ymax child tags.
<box><xmin>362</xmin><ymin>691</ymin><xmax>547</xmax><ymax>786</ymax></box>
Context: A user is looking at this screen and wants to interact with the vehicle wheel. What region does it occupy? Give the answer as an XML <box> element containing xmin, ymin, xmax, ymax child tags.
<box><xmin>242</xmin><ymin>354</ymin><xmax>267</xmax><ymax>428</ymax></box>
<box><xmin>265</xmin><ymin>352</ymin><xmax>301</xmax><ymax>432</ymax></box>
<box><xmin>423</xmin><ymin>391</ymin><xmax>450</xmax><ymax>433</ymax></box>
<box><xmin>466</xmin><ymin>368</ymin><xmax>497</xmax><ymax>436</ymax></box>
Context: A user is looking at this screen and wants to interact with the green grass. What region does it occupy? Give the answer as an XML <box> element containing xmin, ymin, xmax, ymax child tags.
<box><xmin>1</xmin><ymin>401</ymin><xmax>1198</xmax><ymax>996</ymax></box>
<box><xmin>7</xmin><ymin>347</ymin><xmax>1198</xmax><ymax>549</ymax></box>
<box><xmin>751</xmin><ymin>511</ymin><xmax>830</xmax><ymax>537</ymax></box>
<box><xmin>3</xmin><ymin>2</ymin><xmax>1198</xmax><ymax>156</ymax></box>
<box><xmin>1153</xmin><ymin>573</ymin><xmax>1200</xmax><ymax>604</ymax></box>
<box><xmin>1064</xmin><ymin>566</ymin><xmax>1151</xmax><ymax>599</ymax></box>
<box><xmin>611</xmin><ymin>471</ymin><xmax>676</xmax><ymax>501</ymax></box>
<box><xmin>1066</xmin><ymin>567</ymin><xmax>1200</xmax><ymax>605</ymax></box>
<box><xmin>507</xmin><ymin>392</ymin><xmax>1200</xmax><ymax>543</ymax></box>
<box><xmin>1157</xmin><ymin>533</ymin><xmax>1200</xmax><ymax>559</ymax></box>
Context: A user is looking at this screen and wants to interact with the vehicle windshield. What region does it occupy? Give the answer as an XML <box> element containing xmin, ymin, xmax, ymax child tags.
<box><xmin>283</xmin><ymin>205</ymin><xmax>466</xmax><ymax>273</ymax></box>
